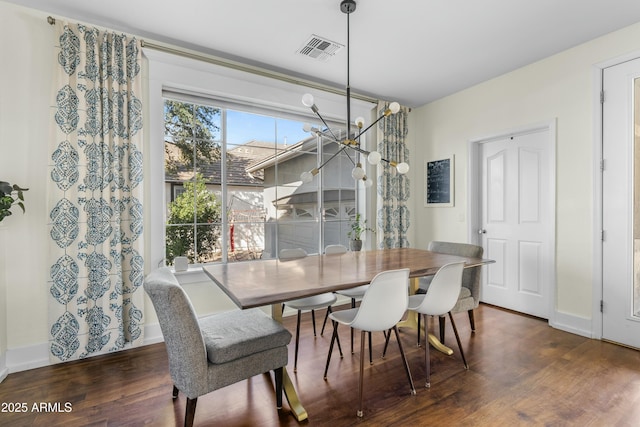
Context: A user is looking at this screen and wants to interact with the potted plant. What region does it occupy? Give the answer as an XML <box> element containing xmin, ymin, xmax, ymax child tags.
<box><xmin>347</xmin><ymin>213</ymin><xmax>374</xmax><ymax>251</ymax></box>
<box><xmin>0</xmin><ymin>181</ymin><xmax>28</xmax><ymax>223</ymax></box>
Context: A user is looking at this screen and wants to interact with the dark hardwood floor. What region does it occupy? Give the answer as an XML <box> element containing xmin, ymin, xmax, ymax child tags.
<box><xmin>1</xmin><ymin>303</ymin><xmax>640</xmax><ymax>426</ymax></box>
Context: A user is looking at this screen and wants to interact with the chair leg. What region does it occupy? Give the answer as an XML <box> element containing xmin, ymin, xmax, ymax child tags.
<box><xmin>366</xmin><ymin>327</ymin><xmax>416</xmax><ymax>415</ymax></box>
<box><xmin>468</xmin><ymin>309</ymin><xmax>476</xmax><ymax>332</ymax></box>
<box><xmin>393</xmin><ymin>325</ymin><xmax>416</xmax><ymax>395</ymax></box>
<box><xmin>172</xmin><ymin>385</ymin><xmax>179</xmax><ymax>399</ymax></box>
<box><xmin>424</xmin><ymin>314</ymin><xmax>431</xmax><ymax>388</ymax></box>
<box><xmin>185</xmin><ymin>397</ymin><xmax>197</xmax><ymax>427</ymax></box>
<box><xmin>368</xmin><ymin>331</ymin><xmax>373</xmax><ymax>364</ymax></box>
<box><xmin>320</xmin><ymin>306</ymin><xmax>332</xmax><ymax>335</ymax></box>
<box><xmin>350</xmin><ymin>298</ymin><xmax>356</xmax><ymax>354</ymax></box>
<box><xmin>294</xmin><ymin>311</ymin><xmax>301</xmax><ymax>373</ymax></box>
<box><xmin>311</xmin><ymin>309</ymin><xmax>317</xmax><ymax>336</ymax></box>
<box><xmin>275</xmin><ymin>367</ymin><xmax>284</xmax><ymax>409</ymax></box>
<box><xmin>335</xmin><ymin>324</ymin><xmax>344</xmax><ymax>358</ymax></box>
<box><xmin>439</xmin><ymin>315</ymin><xmax>446</xmax><ymax>343</ymax></box>
<box><xmin>417</xmin><ymin>314</ymin><xmax>421</xmax><ymax>347</ymax></box>
<box><xmin>324</xmin><ymin>321</ymin><xmax>340</xmax><ymax>379</ymax></box>
<box><xmin>357</xmin><ymin>330</ymin><xmax>366</xmax><ymax>418</ymax></box>
<box><xmin>382</xmin><ymin>328</ymin><xmax>391</xmax><ymax>358</ymax></box>
<box><xmin>449</xmin><ymin>312</ymin><xmax>469</xmax><ymax>369</ymax></box>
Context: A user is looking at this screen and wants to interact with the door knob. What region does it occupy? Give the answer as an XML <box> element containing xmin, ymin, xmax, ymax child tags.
<box><xmin>478</xmin><ymin>229</ymin><xmax>487</xmax><ymax>234</ymax></box>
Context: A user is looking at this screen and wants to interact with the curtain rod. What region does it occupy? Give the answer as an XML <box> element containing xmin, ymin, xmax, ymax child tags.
<box><xmin>47</xmin><ymin>16</ymin><xmax>378</xmax><ymax>105</ymax></box>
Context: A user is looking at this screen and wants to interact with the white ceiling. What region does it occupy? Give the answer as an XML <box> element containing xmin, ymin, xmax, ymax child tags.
<box><xmin>9</xmin><ymin>0</ymin><xmax>640</xmax><ymax>107</ymax></box>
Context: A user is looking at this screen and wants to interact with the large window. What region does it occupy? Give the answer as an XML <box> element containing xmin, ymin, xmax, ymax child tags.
<box><xmin>146</xmin><ymin>49</ymin><xmax>377</xmax><ymax>270</ymax></box>
<box><xmin>163</xmin><ymin>96</ymin><xmax>359</xmax><ymax>266</ymax></box>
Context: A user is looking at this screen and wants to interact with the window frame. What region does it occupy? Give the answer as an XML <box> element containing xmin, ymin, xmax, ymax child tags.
<box><xmin>145</xmin><ymin>49</ymin><xmax>377</xmax><ymax>278</ymax></box>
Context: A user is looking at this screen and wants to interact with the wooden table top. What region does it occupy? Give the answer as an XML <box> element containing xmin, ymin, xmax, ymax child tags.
<box><xmin>203</xmin><ymin>248</ymin><xmax>493</xmax><ymax>309</ymax></box>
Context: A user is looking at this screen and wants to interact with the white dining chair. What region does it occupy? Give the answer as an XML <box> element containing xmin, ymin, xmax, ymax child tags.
<box><xmin>417</xmin><ymin>241</ymin><xmax>484</xmax><ymax>343</ymax></box>
<box><xmin>323</xmin><ymin>268</ymin><xmax>416</xmax><ymax>418</ymax></box>
<box><xmin>407</xmin><ymin>261</ymin><xmax>468</xmax><ymax>388</ymax></box>
<box><xmin>324</xmin><ymin>244</ymin><xmax>348</xmax><ymax>255</ymax></box>
<box><xmin>279</xmin><ymin>248</ymin><xmax>338</xmax><ymax>373</ymax></box>
<box><xmin>325</xmin><ymin>243</ymin><xmax>372</xmax><ymax>356</ymax></box>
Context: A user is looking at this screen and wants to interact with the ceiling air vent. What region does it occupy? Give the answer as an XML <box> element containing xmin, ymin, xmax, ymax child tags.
<box><xmin>297</xmin><ymin>35</ymin><xmax>343</xmax><ymax>62</ymax></box>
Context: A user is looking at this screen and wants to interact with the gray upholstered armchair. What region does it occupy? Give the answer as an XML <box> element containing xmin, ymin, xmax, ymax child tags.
<box><xmin>418</xmin><ymin>241</ymin><xmax>484</xmax><ymax>342</ymax></box>
<box><xmin>144</xmin><ymin>267</ymin><xmax>292</xmax><ymax>427</ymax></box>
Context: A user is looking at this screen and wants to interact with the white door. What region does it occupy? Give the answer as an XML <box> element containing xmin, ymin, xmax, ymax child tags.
<box><xmin>479</xmin><ymin>129</ymin><xmax>553</xmax><ymax>318</ymax></box>
<box><xmin>602</xmin><ymin>57</ymin><xmax>640</xmax><ymax>349</ymax></box>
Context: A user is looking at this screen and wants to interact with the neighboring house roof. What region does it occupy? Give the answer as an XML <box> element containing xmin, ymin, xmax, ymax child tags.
<box><xmin>246</xmin><ymin>131</ymin><xmax>353</xmax><ymax>174</ymax></box>
<box><xmin>246</xmin><ymin>135</ymin><xmax>317</xmax><ymax>173</ymax></box>
<box><xmin>165</xmin><ymin>140</ymin><xmax>288</xmax><ymax>186</ymax></box>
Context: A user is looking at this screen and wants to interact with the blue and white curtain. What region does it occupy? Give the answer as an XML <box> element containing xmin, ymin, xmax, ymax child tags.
<box><xmin>47</xmin><ymin>21</ymin><xmax>144</xmax><ymax>362</ymax></box>
<box><xmin>376</xmin><ymin>101</ymin><xmax>410</xmax><ymax>248</ymax></box>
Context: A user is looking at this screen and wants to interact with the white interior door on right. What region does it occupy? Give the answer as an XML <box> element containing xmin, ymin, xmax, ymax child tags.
<box><xmin>479</xmin><ymin>129</ymin><xmax>553</xmax><ymax>319</ymax></box>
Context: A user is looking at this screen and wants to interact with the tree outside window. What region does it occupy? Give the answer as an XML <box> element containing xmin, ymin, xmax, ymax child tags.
<box><xmin>164</xmin><ymin>100</ymin><xmax>223</xmax><ymax>264</ymax></box>
<box><xmin>165</xmin><ymin>174</ymin><xmax>222</xmax><ymax>264</ymax></box>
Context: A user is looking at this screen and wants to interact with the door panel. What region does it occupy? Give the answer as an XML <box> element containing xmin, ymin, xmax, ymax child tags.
<box><xmin>519</xmin><ymin>241</ymin><xmax>542</xmax><ymax>295</ymax></box>
<box><xmin>487</xmin><ymin>151</ymin><xmax>506</xmax><ymax>222</ymax></box>
<box><xmin>520</xmin><ymin>148</ymin><xmax>541</xmax><ymax>223</ymax></box>
<box><xmin>487</xmin><ymin>239</ymin><xmax>507</xmax><ymax>290</ymax></box>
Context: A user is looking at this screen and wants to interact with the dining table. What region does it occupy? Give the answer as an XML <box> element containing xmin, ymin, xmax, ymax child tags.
<box><xmin>203</xmin><ymin>247</ymin><xmax>493</xmax><ymax>422</ymax></box>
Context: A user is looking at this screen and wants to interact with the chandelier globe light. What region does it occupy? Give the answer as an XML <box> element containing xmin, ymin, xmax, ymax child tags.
<box><xmin>300</xmin><ymin>0</ymin><xmax>409</xmax><ymax>186</ymax></box>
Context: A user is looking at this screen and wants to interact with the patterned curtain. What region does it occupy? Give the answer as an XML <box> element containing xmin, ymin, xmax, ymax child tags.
<box><xmin>47</xmin><ymin>21</ymin><xmax>144</xmax><ymax>363</ymax></box>
<box><xmin>376</xmin><ymin>101</ymin><xmax>410</xmax><ymax>248</ymax></box>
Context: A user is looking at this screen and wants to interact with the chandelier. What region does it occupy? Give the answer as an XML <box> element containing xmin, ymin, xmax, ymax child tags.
<box><xmin>300</xmin><ymin>0</ymin><xmax>409</xmax><ymax>187</ymax></box>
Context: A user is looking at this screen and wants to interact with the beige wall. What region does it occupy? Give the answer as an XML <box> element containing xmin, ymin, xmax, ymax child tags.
<box><xmin>407</xmin><ymin>20</ymin><xmax>640</xmax><ymax>320</ymax></box>
<box><xmin>0</xmin><ymin>227</ymin><xmax>6</xmax><ymax>364</ymax></box>
<box><xmin>0</xmin><ymin>2</ymin><xmax>52</xmax><ymax>356</ymax></box>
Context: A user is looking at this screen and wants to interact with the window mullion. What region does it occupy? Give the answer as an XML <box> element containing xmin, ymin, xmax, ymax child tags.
<box><xmin>317</xmin><ymin>133</ymin><xmax>324</xmax><ymax>254</ymax></box>
<box><xmin>192</xmin><ymin>107</ymin><xmax>199</xmax><ymax>263</ymax></box>
<box><xmin>220</xmin><ymin>109</ymin><xmax>229</xmax><ymax>263</ymax></box>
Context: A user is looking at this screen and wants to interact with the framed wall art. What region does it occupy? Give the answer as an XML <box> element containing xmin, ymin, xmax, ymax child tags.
<box><xmin>425</xmin><ymin>155</ymin><xmax>454</xmax><ymax>207</ymax></box>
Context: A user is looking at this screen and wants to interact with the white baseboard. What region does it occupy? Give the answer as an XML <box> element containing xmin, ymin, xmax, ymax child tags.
<box><xmin>549</xmin><ymin>310</ymin><xmax>593</xmax><ymax>338</ymax></box>
<box><xmin>0</xmin><ymin>297</ymin><xmax>359</xmax><ymax>381</ymax></box>
<box><xmin>0</xmin><ymin>323</ymin><xmax>166</xmax><ymax>379</ymax></box>
<box><xmin>143</xmin><ymin>322</ymin><xmax>164</xmax><ymax>345</ymax></box>
<box><xmin>0</xmin><ymin>352</ymin><xmax>7</xmax><ymax>383</ymax></box>
<box><xmin>5</xmin><ymin>342</ymin><xmax>50</xmax><ymax>374</ymax></box>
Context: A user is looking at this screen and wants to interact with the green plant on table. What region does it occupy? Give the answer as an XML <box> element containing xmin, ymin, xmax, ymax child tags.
<box><xmin>347</xmin><ymin>213</ymin><xmax>375</xmax><ymax>241</ymax></box>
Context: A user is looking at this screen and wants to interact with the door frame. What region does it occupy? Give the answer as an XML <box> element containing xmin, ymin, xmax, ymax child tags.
<box><xmin>593</xmin><ymin>49</ymin><xmax>640</xmax><ymax>340</ymax></box>
<box><xmin>467</xmin><ymin>120</ymin><xmax>557</xmax><ymax>325</ymax></box>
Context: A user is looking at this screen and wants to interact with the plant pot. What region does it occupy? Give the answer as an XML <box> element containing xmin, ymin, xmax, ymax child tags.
<box><xmin>349</xmin><ymin>239</ymin><xmax>362</xmax><ymax>251</ymax></box>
